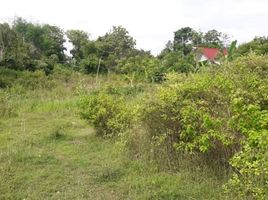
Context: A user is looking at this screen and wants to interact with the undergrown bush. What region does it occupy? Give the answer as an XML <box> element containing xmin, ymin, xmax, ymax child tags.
<box><xmin>223</xmin><ymin>54</ymin><xmax>268</xmax><ymax>199</ymax></box>
<box><xmin>78</xmin><ymin>91</ymin><xmax>133</xmax><ymax>137</ymax></box>
<box><xmin>141</xmin><ymin>72</ymin><xmax>239</xmax><ymax>168</ymax></box>
<box><xmin>131</xmin><ymin>53</ymin><xmax>268</xmax><ymax>198</ymax></box>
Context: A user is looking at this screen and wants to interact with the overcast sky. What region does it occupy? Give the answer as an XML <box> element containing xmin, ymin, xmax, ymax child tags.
<box><xmin>1</xmin><ymin>0</ymin><xmax>268</xmax><ymax>55</ymax></box>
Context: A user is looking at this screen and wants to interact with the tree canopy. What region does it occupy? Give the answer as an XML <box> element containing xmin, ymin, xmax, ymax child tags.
<box><xmin>1</xmin><ymin>18</ymin><xmax>268</xmax><ymax>79</ymax></box>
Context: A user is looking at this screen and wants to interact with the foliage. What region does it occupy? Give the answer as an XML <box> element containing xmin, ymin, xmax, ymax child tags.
<box><xmin>237</xmin><ymin>36</ymin><xmax>268</xmax><ymax>56</ymax></box>
<box><xmin>222</xmin><ymin>53</ymin><xmax>268</xmax><ymax>199</ymax></box>
<box><xmin>14</xmin><ymin>18</ymin><xmax>66</xmax><ymax>62</ymax></box>
<box><xmin>159</xmin><ymin>27</ymin><xmax>229</xmax><ymax>74</ymax></box>
<box><xmin>161</xmin><ymin>27</ymin><xmax>227</xmax><ymax>57</ymax></box>
<box><xmin>0</xmin><ymin>71</ymin><xmax>226</xmax><ymax>200</ymax></box>
<box><xmin>66</xmin><ymin>29</ymin><xmax>89</xmax><ymax>61</ymax></box>
<box><xmin>227</xmin><ymin>40</ymin><xmax>237</xmax><ymax>61</ymax></box>
<box><xmin>173</xmin><ymin>27</ymin><xmax>202</xmax><ymax>55</ymax></box>
<box><xmin>141</xmin><ymin>72</ymin><xmax>237</xmax><ymax>166</ymax></box>
<box><xmin>1</xmin><ymin>16</ymin><xmax>268</xmax><ymax>200</ymax></box>
<box><xmin>133</xmin><ymin>53</ymin><xmax>268</xmax><ymax>198</ymax></box>
<box><xmin>160</xmin><ymin>51</ymin><xmax>197</xmax><ymax>74</ymax></box>
<box><xmin>95</xmin><ymin>26</ymin><xmax>137</xmax><ymax>71</ymax></box>
<box><xmin>97</xmin><ymin>26</ymin><xmax>136</xmax><ymax>59</ymax></box>
<box><xmin>202</xmin><ymin>29</ymin><xmax>226</xmax><ymax>48</ymax></box>
<box><xmin>80</xmin><ymin>54</ymin><xmax>100</xmax><ymax>74</ymax></box>
<box><xmin>78</xmin><ymin>90</ymin><xmax>133</xmax><ymax>137</ymax></box>
<box><xmin>116</xmin><ymin>54</ymin><xmax>164</xmax><ymax>84</ymax></box>
<box><xmin>0</xmin><ymin>18</ymin><xmax>66</xmax><ymax>72</ymax></box>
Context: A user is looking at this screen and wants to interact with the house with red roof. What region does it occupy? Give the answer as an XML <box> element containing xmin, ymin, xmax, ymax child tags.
<box><xmin>194</xmin><ymin>47</ymin><xmax>228</xmax><ymax>64</ymax></box>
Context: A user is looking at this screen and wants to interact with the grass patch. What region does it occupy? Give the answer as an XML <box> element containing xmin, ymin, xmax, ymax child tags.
<box><xmin>0</xmin><ymin>71</ymin><xmax>233</xmax><ymax>199</ymax></box>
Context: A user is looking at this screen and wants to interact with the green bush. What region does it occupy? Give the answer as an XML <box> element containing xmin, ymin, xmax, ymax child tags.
<box><xmin>130</xmin><ymin>53</ymin><xmax>268</xmax><ymax>198</ymax></box>
<box><xmin>78</xmin><ymin>91</ymin><xmax>133</xmax><ymax>137</ymax></box>
<box><xmin>141</xmin><ymin>73</ymin><xmax>237</xmax><ymax>168</ymax></box>
<box><xmin>0</xmin><ymin>68</ymin><xmax>21</xmax><ymax>88</ymax></box>
<box><xmin>50</xmin><ymin>64</ymin><xmax>73</xmax><ymax>83</ymax></box>
<box><xmin>223</xmin><ymin>54</ymin><xmax>268</xmax><ymax>199</ymax></box>
<box><xmin>225</xmin><ymin>129</ymin><xmax>268</xmax><ymax>199</ymax></box>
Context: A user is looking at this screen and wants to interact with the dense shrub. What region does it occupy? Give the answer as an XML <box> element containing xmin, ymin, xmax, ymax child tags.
<box><xmin>141</xmin><ymin>72</ymin><xmax>238</xmax><ymax>167</ymax></box>
<box><xmin>133</xmin><ymin>53</ymin><xmax>268</xmax><ymax>198</ymax></box>
<box><xmin>0</xmin><ymin>68</ymin><xmax>20</xmax><ymax>88</ymax></box>
<box><xmin>78</xmin><ymin>91</ymin><xmax>133</xmax><ymax>137</ymax></box>
<box><xmin>222</xmin><ymin>54</ymin><xmax>268</xmax><ymax>199</ymax></box>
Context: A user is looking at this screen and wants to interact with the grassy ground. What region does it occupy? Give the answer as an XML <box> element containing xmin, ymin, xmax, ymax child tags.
<box><xmin>0</xmin><ymin>71</ymin><xmax>229</xmax><ymax>200</ymax></box>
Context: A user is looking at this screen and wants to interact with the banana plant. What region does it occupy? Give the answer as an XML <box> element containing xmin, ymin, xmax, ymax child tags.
<box><xmin>227</xmin><ymin>40</ymin><xmax>237</xmax><ymax>61</ymax></box>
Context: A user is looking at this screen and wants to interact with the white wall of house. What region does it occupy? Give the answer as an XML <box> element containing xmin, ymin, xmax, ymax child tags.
<box><xmin>199</xmin><ymin>55</ymin><xmax>208</xmax><ymax>62</ymax></box>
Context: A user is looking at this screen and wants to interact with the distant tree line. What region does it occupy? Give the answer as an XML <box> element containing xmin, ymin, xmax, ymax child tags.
<box><xmin>1</xmin><ymin>18</ymin><xmax>268</xmax><ymax>78</ymax></box>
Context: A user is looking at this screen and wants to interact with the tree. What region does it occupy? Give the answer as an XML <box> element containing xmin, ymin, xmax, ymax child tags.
<box><xmin>41</xmin><ymin>24</ymin><xmax>66</xmax><ymax>61</ymax></box>
<box><xmin>66</xmin><ymin>30</ymin><xmax>89</xmax><ymax>61</ymax></box>
<box><xmin>13</xmin><ymin>18</ymin><xmax>66</xmax><ymax>62</ymax></box>
<box><xmin>116</xmin><ymin>53</ymin><xmax>162</xmax><ymax>85</ymax></box>
<box><xmin>173</xmin><ymin>27</ymin><xmax>202</xmax><ymax>55</ymax></box>
<box><xmin>161</xmin><ymin>51</ymin><xmax>196</xmax><ymax>74</ymax></box>
<box><xmin>0</xmin><ymin>23</ymin><xmax>15</xmax><ymax>61</ymax></box>
<box><xmin>237</xmin><ymin>36</ymin><xmax>268</xmax><ymax>56</ymax></box>
<box><xmin>0</xmin><ymin>22</ymin><xmax>32</xmax><ymax>70</ymax></box>
<box><xmin>203</xmin><ymin>29</ymin><xmax>224</xmax><ymax>48</ymax></box>
<box><xmin>98</xmin><ymin>26</ymin><xmax>136</xmax><ymax>55</ymax></box>
<box><xmin>97</xmin><ymin>26</ymin><xmax>136</xmax><ymax>70</ymax></box>
<box><xmin>158</xmin><ymin>40</ymin><xmax>174</xmax><ymax>59</ymax></box>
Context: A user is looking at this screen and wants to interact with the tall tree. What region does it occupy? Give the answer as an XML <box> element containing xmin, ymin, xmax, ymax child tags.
<box><xmin>97</xmin><ymin>26</ymin><xmax>136</xmax><ymax>57</ymax></box>
<box><xmin>173</xmin><ymin>27</ymin><xmax>202</xmax><ymax>55</ymax></box>
<box><xmin>96</xmin><ymin>26</ymin><xmax>136</xmax><ymax>71</ymax></box>
<box><xmin>41</xmin><ymin>24</ymin><xmax>66</xmax><ymax>61</ymax></box>
<box><xmin>0</xmin><ymin>22</ymin><xmax>30</xmax><ymax>69</ymax></box>
<box><xmin>66</xmin><ymin>30</ymin><xmax>89</xmax><ymax>61</ymax></box>
<box><xmin>203</xmin><ymin>29</ymin><xmax>224</xmax><ymax>48</ymax></box>
<box><xmin>13</xmin><ymin>18</ymin><xmax>66</xmax><ymax>62</ymax></box>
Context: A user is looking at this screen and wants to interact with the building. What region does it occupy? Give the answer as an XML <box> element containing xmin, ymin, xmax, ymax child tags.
<box><xmin>194</xmin><ymin>47</ymin><xmax>228</xmax><ymax>64</ymax></box>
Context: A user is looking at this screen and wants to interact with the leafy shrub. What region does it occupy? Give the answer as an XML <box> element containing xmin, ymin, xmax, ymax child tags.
<box><xmin>222</xmin><ymin>54</ymin><xmax>268</xmax><ymax>199</ymax></box>
<box><xmin>141</xmin><ymin>72</ymin><xmax>238</xmax><ymax>168</ymax></box>
<box><xmin>132</xmin><ymin>53</ymin><xmax>268</xmax><ymax>198</ymax></box>
<box><xmin>50</xmin><ymin>64</ymin><xmax>73</xmax><ymax>83</ymax></box>
<box><xmin>80</xmin><ymin>55</ymin><xmax>99</xmax><ymax>74</ymax></box>
<box><xmin>116</xmin><ymin>55</ymin><xmax>165</xmax><ymax>83</ymax></box>
<box><xmin>78</xmin><ymin>91</ymin><xmax>133</xmax><ymax>137</ymax></box>
<box><xmin>0</xmin><ymin>68</ymin><xmax>20</xmax><ymax>88</ymax></box>
<box><xmin>225</xmin><ymin>129</ymin><xmax>268</xmax><ymax>199</ymax></box>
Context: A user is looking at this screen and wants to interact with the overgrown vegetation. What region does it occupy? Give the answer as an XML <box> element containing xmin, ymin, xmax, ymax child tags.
<box><xmin>1</xmin><ymin>17</ymin><xmax>268</xmax><ymax>199</ymax></box>
<box><xmin>76</xmin><ymin>53</ymin><xmax>268</xmax><ymax>199</ymax></box>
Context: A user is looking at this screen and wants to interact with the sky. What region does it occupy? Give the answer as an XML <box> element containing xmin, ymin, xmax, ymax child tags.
<box><xmin>1</xmin><ymin>0</ymin><xmax>268</xmax><ymax>55</ymax></box>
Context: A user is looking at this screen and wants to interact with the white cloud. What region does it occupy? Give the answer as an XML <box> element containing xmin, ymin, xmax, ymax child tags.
<box><xmin>1</xmin><ymin>0</ymin><xmax>268</xmax><ymax>55</ymax></box>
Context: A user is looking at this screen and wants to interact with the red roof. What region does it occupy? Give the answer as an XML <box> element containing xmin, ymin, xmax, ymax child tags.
<box><xmin>202</xmin><ymin>48</ymin><xmax>228</xmax><ymax>60</ymax></box>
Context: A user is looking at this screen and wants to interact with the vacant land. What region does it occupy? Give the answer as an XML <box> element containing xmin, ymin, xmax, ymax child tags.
<box><xmin>0</xmin><ymin>71</ymin><xmax>228</xmax><ymax>200</ymax></box>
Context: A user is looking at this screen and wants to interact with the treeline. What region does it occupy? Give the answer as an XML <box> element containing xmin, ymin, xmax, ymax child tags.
<box><xmin>0</xmin><ymin>18</ymin><xmax>65</xmax><ymax>74</ymax></box>
<box><xmin>2</xmin><ymin>18</ymin><xmax>268</xmax><ymax>79</ymax></box>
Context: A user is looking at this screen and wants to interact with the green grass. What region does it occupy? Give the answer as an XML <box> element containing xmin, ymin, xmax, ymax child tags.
<box><xmin>0</xmin><ymin>72</ymin><xmax>230</xmax><ymax>199</ymax></box>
